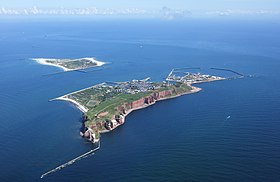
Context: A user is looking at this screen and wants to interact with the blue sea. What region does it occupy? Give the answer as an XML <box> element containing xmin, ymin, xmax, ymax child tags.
<box><xmin>0</xmin><ymin>18</ymin><xmax>280</xmax><ymax>182</ymax></box>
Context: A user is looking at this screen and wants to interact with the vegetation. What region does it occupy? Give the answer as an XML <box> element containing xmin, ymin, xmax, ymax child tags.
<box><xmin>46</xmin><ymin>58</ymin><xmax>98</xmax><ymax>70</ymax></box>
<box><xmin>64</xmin><ymin>81</ymin><xmax>192</xmax><ymax>129</ymax></box>
<box><xmin>85</xmin><ymin>91</ymin><xmax>153</xmax><ymax>127</ymax></box>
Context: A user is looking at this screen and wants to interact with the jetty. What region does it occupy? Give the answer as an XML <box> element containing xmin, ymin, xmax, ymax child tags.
<box><xmin>210</xmin><ymin>67</ymin><xmax>244</xmax><ymax>77</ymax></box>
<box><xmin>40</xmin><ymin>141</ymin><xmax>100</xmax><ymax>179</ymax></box>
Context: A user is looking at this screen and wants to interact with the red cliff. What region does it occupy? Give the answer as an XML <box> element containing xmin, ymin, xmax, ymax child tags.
<box><xmin>113</xmin><ymin>88</ymin><xmax>177</xmax><ymax>127</ymax></box>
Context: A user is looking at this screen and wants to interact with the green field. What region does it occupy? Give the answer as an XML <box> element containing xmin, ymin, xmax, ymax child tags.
<box><xmin>46</xmin><ymin>58</ymin><xmax>98</xmax><ymax>70</ymax></box>
<box><xmin>66</xmin><ymin>82</ymin><xmax>192</xmax><ymax>129</ymax></box>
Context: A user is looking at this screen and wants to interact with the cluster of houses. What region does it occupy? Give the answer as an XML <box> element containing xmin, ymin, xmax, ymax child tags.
<box><xmin>118</xmin><ymin>79</ymin><xmax>155</xmax><ymax>94</ymax></box>
<box><xmin>167</xmin><ymin>72</ymin><xmax>222</xmax><ymax>83</ymax></box>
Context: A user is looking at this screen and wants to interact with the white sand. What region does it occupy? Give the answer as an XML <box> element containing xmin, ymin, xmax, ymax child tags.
<box><xmin>32</xmin><ymin>58</ymin><xmax>72</xmax><ymax>71</ymax></box>
<box><xmin>82</xmin><ymin>57</ymin><xmax>106</xmax><ymax>67</ymax></box>
<box><xmin>32</xmin><ymin>57</ymin><xmax>106</xmax><ymax>71</ymax></box>
<box><xmin>55</xmin><ymin>97</ymin><xmax>88</xmax><ymax>113</ymax></box>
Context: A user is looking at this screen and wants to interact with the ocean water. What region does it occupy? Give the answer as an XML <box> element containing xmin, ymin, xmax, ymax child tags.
<box><xmin>0</xmin><ymin>18</ymin><xmax>280</xmax><ymax>182</ymax></box>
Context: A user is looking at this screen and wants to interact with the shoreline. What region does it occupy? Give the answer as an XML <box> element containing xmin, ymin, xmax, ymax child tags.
<box><xmin>52</xmin><ymin>85</ymin><xmax>201</xmax><ymax>116</ymax></box>
<box><xmin>99</xmin><ymin>85</ymin><xmax>202</xmax><ymax>133</ymax></box>
<box><xmin>33</xmin><ymin>58</ymin><xmax>71</xmax><ymax>71</ymax></box>
<box><xmin>32</xmin><ymin>57</ymin><xmax>106</xmax><ymax>71</ymax></box>
<box><xmin>51</xmin><ymin>78</ymin><xmax>224</xmax><ymax>142</ymax></box>
<box><xmin>54</xmin><ymin>97</ymin><xmax>88</xmax><ymax>113</ymax></box>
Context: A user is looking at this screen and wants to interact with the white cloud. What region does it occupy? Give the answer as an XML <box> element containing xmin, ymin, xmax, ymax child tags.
<box><xmin>160</xmin><ymin>7</ymin><xmax>192</xmax><ymax>20</ymax></box>
<box><xmin>0</xmin><ymin>7</ymin><xmax>149</xmax><ymax>16</ymax></box>
<box><xmin>205</xmin><ymin>9</ymin><xmax>280</xmax><ymax>17</ymax></box>
<box><xmin>0</xmin><ymin>6</ymin><xmax>279</xmax><ymax>19</ymax></box>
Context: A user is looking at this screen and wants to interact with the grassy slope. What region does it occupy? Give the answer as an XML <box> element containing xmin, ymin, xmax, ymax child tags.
<box><xmin>86</xmin><ymin>92</ymin><xmax>152</xmax><ymax>120</ymax></box>
<box><xmin>84</xmin><ymin>84</ymin><xmax>192</xmax><ymax>128</ymax></box>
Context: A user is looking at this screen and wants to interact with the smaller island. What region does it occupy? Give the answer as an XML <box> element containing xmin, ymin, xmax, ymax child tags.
<box><xmin>51</xmin><ymin>69</ymin><xmax>225</xmax><ymax>144</ymax></box>
<box><xmin>32</xmin><ymin>57</ymin><xmax>105</xmax><ymax>71</ymax></box>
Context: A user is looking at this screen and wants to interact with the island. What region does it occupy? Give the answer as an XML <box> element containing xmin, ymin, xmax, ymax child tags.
<box><xmin>51</xmin><ymin>70</ymin><xmax>225</xmax><ymax>143</ymax></box>
<box><xmin>41</xmin><ymin>68</ymin><xmax>245</xmax><ymax>179</ymax></box>
<box><xmin>32</xmin><ymin>57</ymin><xmax>105</xmax><ymax>71</ymax></box>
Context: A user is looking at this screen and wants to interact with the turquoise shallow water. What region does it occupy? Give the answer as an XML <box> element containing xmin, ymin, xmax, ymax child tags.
<box><xmin>0</xmin><ymin>19</ymin><xmax>280</xmax><ymax>182</ymax></box>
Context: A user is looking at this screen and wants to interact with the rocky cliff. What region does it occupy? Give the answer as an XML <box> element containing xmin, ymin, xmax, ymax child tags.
<box><xmin>102</xmin><ymin>88</ymin><xmax>177</xmax><ymax>131</ymax></box>
<box><xmin>82</xmin><ymin>87</ymin><xmax>185</xmax><ymax>143</ymax></box>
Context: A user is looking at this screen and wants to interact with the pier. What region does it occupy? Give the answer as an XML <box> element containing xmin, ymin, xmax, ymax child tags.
<box><xmin>40</xmin><ymin>141</ymin><xmax>100</xmax><ymax>179</ymax></box>
<box><xmin>167</xmin><ymin>69</ymin><xmax>174</xmax><ymax>78</ymax></box>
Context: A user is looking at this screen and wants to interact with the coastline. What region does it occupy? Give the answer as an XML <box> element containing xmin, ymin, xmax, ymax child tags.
<box><xmin>51</xmin><ymin>77</ymin><xmax>225</xmax><ymax>143</ymax></box>
<box><xmin>41</xmin><ymin>84</ymin><xmax>205</xmax><ymax>178</ymax></box>
<box><xmin>83</xmin><ymin>57</ymin><xmax>106</xmax><ymax>67</ymax></box>
<box><xmin>99</xmin><ymin>85</ymin><xmax>202</xmax><ymax>133</ymax></box>
<box><xmin>33</xmin><ymin>58</ymin><xmax>71</xmax><ymax>71</ymax></box>
<box><xmin>32</xmin><ymin>57</ymin><xmax>106</xmax><ymax>71</ymax></box>
<box><xmin>54</xmin><ymin>97</ymin><xmax>88</xmax><ymax>113</ymax></box>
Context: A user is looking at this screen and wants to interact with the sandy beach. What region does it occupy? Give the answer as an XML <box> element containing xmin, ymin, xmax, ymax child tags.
<box><xmin>82</xmin><ymin>57</ymin><xmax>106</xmax><ymax>67</ymax></box>
<box><xmin>33</xmin><ymin>58</ymin><xmax>71</xmax><ymax>71</ymax></box>
<box><xmin>55</xmin><ymin>97</ymin><xmax>89</xmax><ymax>113</ymax></box>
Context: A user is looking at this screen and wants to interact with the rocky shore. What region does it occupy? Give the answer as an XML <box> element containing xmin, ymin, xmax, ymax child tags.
<box><xmin>80</xmin><ymin>85</ymin><xmax>202</xmax><ymax>143</ymax></box>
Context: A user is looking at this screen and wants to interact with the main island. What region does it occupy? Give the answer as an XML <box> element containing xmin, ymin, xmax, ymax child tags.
<box><xmin>52</xmin><ymin>70</ymin><xmax>225</xmax><ymax>144</ymax></box>
<box><xmin>41</xmin><ymin>70</ymin><xmax>226</xmax><ymax>178</ymax></box>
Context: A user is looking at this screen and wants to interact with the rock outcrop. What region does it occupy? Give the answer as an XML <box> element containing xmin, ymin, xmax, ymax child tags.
<box><xmin>82</xmin><ymin>88</ymin><xmax>180</xmax><ymax>143</ymax></box>
<box><xmin>116</xmin><ymin>89</ymin><xmax>176</xmax><ymax>115</ymax></box>
<box><xmin>82</xmin><ymin>127</ymin><xmax>99</xmax><ymax>143</ymax></box>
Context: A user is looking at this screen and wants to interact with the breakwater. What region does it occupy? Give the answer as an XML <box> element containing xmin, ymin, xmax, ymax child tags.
<box><xmin>210</xmin><ymin>67</ymin><xmax>244</xmax><ymax>76</ymax></box>
<box><xmin>174</xmin><ymin>67</ymin><xmax>201</xmax><ymax>70</ymax></box>
<box><xmin>40</xmin><ymin>141</ymin><xmax>100</xmax><ymax>179</ymax></box>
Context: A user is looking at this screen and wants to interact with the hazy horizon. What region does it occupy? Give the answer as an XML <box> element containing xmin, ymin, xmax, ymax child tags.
<box><xmin>0</xmin><ymin>0</ymin><xmax>280</xmax><ymax>19</ymax></box>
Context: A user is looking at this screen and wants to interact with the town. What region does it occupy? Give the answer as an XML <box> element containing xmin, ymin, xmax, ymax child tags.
<box><xmin>166</xmin><ymin>69</ymin><xmax>224</xmax><ymax>84</ymax></box>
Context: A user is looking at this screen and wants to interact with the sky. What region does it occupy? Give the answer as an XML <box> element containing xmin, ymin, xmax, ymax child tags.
<box><xmin>1</xmin><ymin>0</ymin><xmax>280</xmax><ymax>10</ymax></box>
